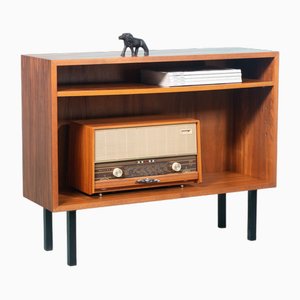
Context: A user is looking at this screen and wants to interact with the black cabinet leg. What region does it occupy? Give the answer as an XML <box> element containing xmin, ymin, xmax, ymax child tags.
<box><xmin>218</xmin><ymin>193</ymin><xmax>226</xmax><ymax>228</ymax></box>
<box><xmin>248</xmin><ymin>190</ymin><xmax>257</xmax><ymax>241</ymax></box>
<box><xmin>67</xmin><ymin>210</ymin><xmax>77</xmax><ymax>266</ymax></box>
<box><xmin>43</xmin><ymin>208</ymin><xmax>53</xmax><ymax>251</ymax></box>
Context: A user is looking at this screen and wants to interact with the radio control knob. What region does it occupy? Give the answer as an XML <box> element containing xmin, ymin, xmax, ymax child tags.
<box><xmin>172</xmin><ymin>162</ymin><xmax>182</xmax><ymax>172</ymax></box>
<box><xmin>112</xmin><ymin>168</ymin><xmax>123</xmax><ymax>178</ymax></box>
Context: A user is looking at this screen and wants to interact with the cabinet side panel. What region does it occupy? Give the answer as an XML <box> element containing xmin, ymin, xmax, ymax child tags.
<box><xmin>22</xmin><ymin>56</ymin><xmax>55</xmax><ymax>210</ymax></box>
<box><xmin>269</xmin><ymin>54</ymin><xmax>279</xmax><ymax>184</ymax></box>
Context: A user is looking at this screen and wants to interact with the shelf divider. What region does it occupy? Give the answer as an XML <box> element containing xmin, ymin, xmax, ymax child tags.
<box><xmin>57</xmin><ymin>79</ymin><xmax>274</xmax><ymax>97</ymax></box>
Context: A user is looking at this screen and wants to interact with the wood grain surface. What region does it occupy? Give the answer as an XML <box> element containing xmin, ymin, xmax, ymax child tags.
<box><xmin>95</xmin><ymin>172</ymin><xmax>199</xmax><ymax>190</ymax></box>
<box><xmin>25</xmin><ymin>48</ymin><xmax>278</xmax><ymax>66</ymax></box>
<box><xmin>57</xmin><ymin>80</ymin><xmax>274</xmax><ymax>97</ymax></box>
<box><xmin>69</xmin><ymin>117</ymin><xmax>201</xmax><ymax>194</ymax></box>
<box><xmin>57</xmin><ymin>171</ymin><xmax>274</xmax><ymax>211</ymax></box>
<box><xmin>21</xmin><ymin>49</ymin><xmax>279</xmax><ymax>211</ymax></box>
<box><xmin>22</xmin><ymin>56</ymin><xmax>58</xmax><ymax>210</ymax></box>
<box><xmin>68</xmin><ymin>122</ymin><xmax>95</xmax><ymax>195</ymax></box>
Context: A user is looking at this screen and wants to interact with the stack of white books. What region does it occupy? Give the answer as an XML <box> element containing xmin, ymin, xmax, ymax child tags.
<box><xmin>141</xmin><ymin>68</ymin><xmax>242</xmax><ymax>87</ymax></box>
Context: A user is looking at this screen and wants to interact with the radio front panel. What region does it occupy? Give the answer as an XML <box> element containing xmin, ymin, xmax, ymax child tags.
<box><xmin>69</xmin><ymin>117</ymin><xmax>202</xmax><ymax>195</ymax></box>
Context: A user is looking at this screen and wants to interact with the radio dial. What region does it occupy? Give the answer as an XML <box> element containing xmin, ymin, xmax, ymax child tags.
<box><xmin>112</xmin><ymin>168</ymin><xmax>123</xmax><ymax>178</ymax></box>
<box><xmin>172</xmin><ymin>162</ymin><xmax>182</xmax><ymax>172</ymax></box>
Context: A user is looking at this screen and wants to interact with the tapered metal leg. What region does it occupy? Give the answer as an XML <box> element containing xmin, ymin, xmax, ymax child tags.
<box><xmin>43</xmin><ymin>208</ymin><xmax>53</xmax><ymax>251</ymax></box>
<box><xmin>218</xmin><ymin>193</ymin><xmax>226</xmax><ymax>228</ymax></box>
<box><xmin>248</xmin><ymin>190</ymin><xmax>257</xmax><ymax>241</ymax></box>
<box><xmin>67</xmin><ymin>210</ymin><xmax>77</xmax><ymax>266</ymax></box>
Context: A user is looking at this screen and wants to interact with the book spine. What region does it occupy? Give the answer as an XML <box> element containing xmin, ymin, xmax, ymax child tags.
<box><xmin>167</xmin><ymin>69</ymin><xmax>242</xmax><ymax>76</ymax></box>
<box><xmin>161</xmin><ymin>78</ymin><xmax>242</xmax><ymax>87</ymax></box>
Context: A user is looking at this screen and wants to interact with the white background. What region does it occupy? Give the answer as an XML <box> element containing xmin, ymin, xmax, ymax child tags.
<box><xmin>0</xmin><ymin>0</ymin><xmax>299</xmax><ymax>299</ymax></box>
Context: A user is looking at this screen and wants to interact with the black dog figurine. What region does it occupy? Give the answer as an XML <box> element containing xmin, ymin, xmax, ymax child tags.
<box><xmin>119</xmin><ymin>33</ymin><xmax>149</xmax><ymax>57</ymax></box>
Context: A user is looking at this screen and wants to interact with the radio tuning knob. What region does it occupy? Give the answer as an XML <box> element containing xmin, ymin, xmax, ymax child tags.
<box><xmin>112</xmin><ymin>168</ymin><xmax>123</xmax><ymax>178</ymax></box>
<box><xmin>172</xmin><ymin>162</ymin><xmax>182</xmax><ymax>172</ymax></box>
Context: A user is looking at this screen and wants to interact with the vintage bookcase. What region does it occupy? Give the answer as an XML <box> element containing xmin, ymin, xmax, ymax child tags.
<box><xmin>21</xmin><ymin>48</ymin><xmax>279</xmax><ymax>265</ymax></box>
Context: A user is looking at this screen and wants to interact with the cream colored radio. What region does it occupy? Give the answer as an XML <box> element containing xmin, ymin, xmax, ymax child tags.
<box><xmin>69</xmin><ymin>116</ymin><xmax>202</xmax><ymax>195</ymax></box>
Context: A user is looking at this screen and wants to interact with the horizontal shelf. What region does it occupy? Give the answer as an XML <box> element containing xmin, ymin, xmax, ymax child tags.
<box><xmin>57</xmin><ymin>171</ymin><xmax>274</xmax><ymax>211</ymax></box>
<box><xmin>57</xmin><ymin>79</ymin><xmax>274</xmax><ymax>97</ymax></box>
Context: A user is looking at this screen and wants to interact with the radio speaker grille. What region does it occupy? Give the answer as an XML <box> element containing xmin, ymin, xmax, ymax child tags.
<box><xmin>95</xmin><ymin>123</ymin><xmax>197</xmax><ymax>163</ymax></box>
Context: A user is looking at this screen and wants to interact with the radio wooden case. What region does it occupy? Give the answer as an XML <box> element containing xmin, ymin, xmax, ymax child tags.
<box><xmin>69</xmin><ymin>117</ymin><xmax>202</xmax><ymax>194</ymax></box>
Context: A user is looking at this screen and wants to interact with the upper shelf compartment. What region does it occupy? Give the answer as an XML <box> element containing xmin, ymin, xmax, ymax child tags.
<box><xmin>56</xmin><ymin>57</ymin><xmax>276</xmax><ymax>97</ymax></box>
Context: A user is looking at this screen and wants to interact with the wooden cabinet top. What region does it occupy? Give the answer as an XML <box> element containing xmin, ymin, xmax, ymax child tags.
<box><xmin>23</xmin><ymin>47</ymin><xmax>278</xmax><ymax>66</ymax></box>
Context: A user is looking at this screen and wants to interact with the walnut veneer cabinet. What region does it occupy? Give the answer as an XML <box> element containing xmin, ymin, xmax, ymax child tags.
<box><xmin>21</xmin><ymin>48</ymin><xmax>279</xmax><ymax>266</ymax></box>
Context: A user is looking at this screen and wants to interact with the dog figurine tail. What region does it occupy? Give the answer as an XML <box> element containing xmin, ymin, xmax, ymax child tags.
<box><xmin>143</xmin><ymin>42</ymin><xmax>149</xmax><ymax>56</ymax></box>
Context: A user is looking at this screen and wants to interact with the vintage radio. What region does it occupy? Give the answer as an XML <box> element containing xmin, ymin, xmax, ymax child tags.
<box><xmin>69</xmin><ymin>117</ymin><xmax>202</xmax><ymax>195</ymax></box>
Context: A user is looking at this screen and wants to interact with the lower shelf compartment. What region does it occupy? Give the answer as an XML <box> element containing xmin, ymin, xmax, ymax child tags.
<box><xmin>57</xmin><ymin>171</ymin><xmax>274</xmax><ymax>211</ymax></box>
